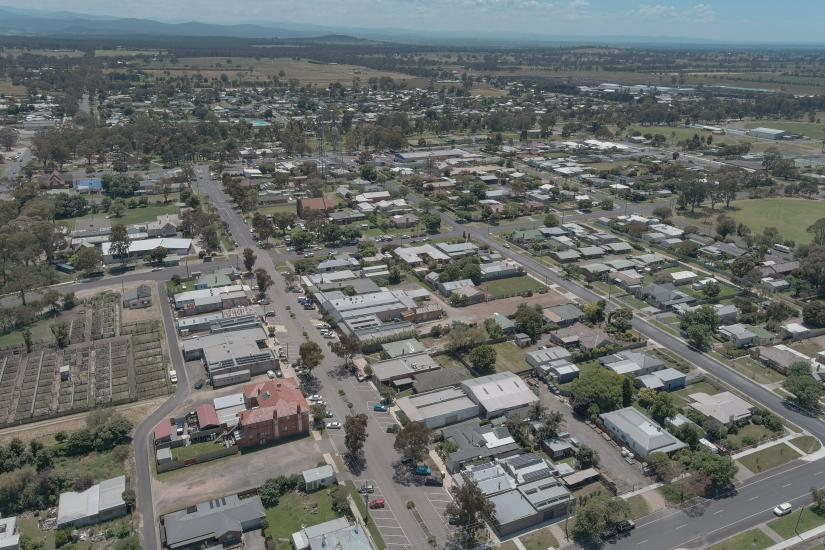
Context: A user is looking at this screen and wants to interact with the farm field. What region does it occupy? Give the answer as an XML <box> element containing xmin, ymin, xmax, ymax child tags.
<box><xmin>140</xmin><ymin>56</ymin><xmax>428</xmax><ymax>88</ymax></box>
<box><xmin>728</xmin><ymin>198</ymin><xmax>824</xmax><ymax>244</ymax></box>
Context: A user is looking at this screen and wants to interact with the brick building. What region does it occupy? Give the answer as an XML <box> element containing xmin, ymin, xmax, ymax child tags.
<box><xmin>237</xmin><ymin>379</ymin><xmax>310</xmax><ymax>448</ymax></box>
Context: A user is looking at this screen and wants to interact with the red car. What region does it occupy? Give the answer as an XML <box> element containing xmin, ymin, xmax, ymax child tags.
<box><xmin>369</xmin><ymin>498</ymin><xmax>385</xmax><ymax>509</ymax></box>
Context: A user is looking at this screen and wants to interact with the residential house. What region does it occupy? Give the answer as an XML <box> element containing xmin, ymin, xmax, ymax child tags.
<box><xmin>479</xmin><ymin>260</ymin><xmax>524</xmax><ymax>281</ymax></box>
<box><xmin>600</xmin><ymin>407</ymin><xmax>685</xmax><ymax>458</ymax></box>
<box><xmin>550</xmin><ymin>323</ymin><xmax>611</xmax><ymax>353</ymax></box>
<box><xmin>302</xmin><ymin>465</ymin><xmax>336</xmax><ymax>492</ymax></box>
<box><xmin>637</xmin><ymin>283</ymin><xmax>696</xmax><ymax>310</ymax></box>
<box><xmin>542</xmin><ymin>304</ymin><xmax>584</xmax><ymax>326</ymax></box>
<box><xmin>686</xmin><ymin>392</ymin><xmax>752</xmax><ymax>426</ymax></box>
<box><xmin>758</xmin><ymin>345</ymin><xmax>812</xmax><ymax>374</ymax></box>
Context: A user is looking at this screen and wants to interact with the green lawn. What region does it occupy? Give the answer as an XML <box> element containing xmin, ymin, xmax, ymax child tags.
<box><xmin>0</xmin><ymin>314</ymin><xmax>65</xmax><ymax>348</ymax></box>
<box><xmin>519</xmin><ymin>526</ymin><xmax>559</xmax><ymax>550</ymax></box>
<box><xmin>265</xmin><ymin>490</ymin><xmax>339</xmax><ymax>545</ymax></box>
<box><xmin>769</xmin><ymin>505</ymin><xmax>825</xmax><ymax>539</ymax></box>
<box><xmin>482</xmin><ymin>275</ymin><xmax>546</xmax><ymax>299</ymax></box>
<box><xmin>625</xmin><ymin>494</ymin><xmax>651</xmax><ymax>520</ymax></box>
<box><xmin>726</xmin><ymin>423</ymin><xmax>777</xmax><ymax>451</ymax></box>
<box><xmin>706</xmin><ymin>528</ymin><xmax>774</xmax><ymax>550</ymax></box>
<box><xmin>738</xmin><ymin>443</ymin><xmax>800</xmax><ymax>473</ymax></box>
<box><xmin>728</xmin><ymin>198</ymin><xmax>825</xmax><ymax>244</ymax></box>
<box><xmin>68</xmin><ymin>204</ymin><xmax>180</xmax><ymax>229</ymax></box>
<box><xmin>52</xmin><ymin>445</ymin><xmax>129</xmax><ymax>483</ymax></box>
<box><xmin>572</xmin><ymin>481</ymin><xmax>612</xmax><ymax>502</ymax></box>
<box><xmin>171</xmin><ymin>441</ymin><xmax>228</xmax><ymax>462</ymax></box>
<box><xmin>491</xmin><ymin>341</ymin><xmax>530</xmax><ymax>374</ymax></box>
<box><xmin>791</xmin><ymin>435</ymin><xmax>821</xmax><ymax>454</ymax></box>
<box><xmin>725</xmin><ymin>357</ymin><xmax>786</xmax><ymax>385</ymax></box>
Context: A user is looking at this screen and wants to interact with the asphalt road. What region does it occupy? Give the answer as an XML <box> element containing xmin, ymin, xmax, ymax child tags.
<box><xmin>134</xmin><ymin>281</ymin><xmax>192</xmax><ymax>550</ymax></box>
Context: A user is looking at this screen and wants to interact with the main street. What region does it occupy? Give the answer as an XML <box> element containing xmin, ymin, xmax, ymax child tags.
<box><xmin>194</xmin><ymin>166</ymin><xmax>452</xmax><ymax>549</ymax></box>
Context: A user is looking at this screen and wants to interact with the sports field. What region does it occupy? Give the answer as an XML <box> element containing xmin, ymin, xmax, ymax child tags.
<box><xmin>728</xmin><ymin>198</ymin><xmax>824</xmax><ymax>244</ymax></box>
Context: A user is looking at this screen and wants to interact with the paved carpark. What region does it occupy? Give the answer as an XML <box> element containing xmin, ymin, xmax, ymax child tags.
<box><xmin>421</xmin><ymin>486</ymin><xmax>453</xmax><ymax>522</ymax></box>
<box><xmin>536</xmin><ymin>384</ymin><xmax>650</xmax><ymax>493</ymax></box>
<box><xmin>343</xmin><ymin>379</ymin><xmax>399</xmax><ymax>431</ymax></box>
<box><xmin>356</xmin><ymin>479</ymin><xmax>414</xmax><ymax>550</ymax></box>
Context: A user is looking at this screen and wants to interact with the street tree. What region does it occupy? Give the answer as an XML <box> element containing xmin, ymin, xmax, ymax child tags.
<box><xmin>242</xmin><ymin>248</ymin><xmax>257</xmax><ymax>272</ymax></box>
<box><xmin>329</xmin><ymin>333</ymin><xmax>360</xmax><ymax>369</ymax></box>
<box><xmin>254</xmin><ymin>268</ymin><xmax>273</xmax><ymax>296</ymax></box>
<box><xmin>393</xmin><ymin>422</ymin><xmax>432</xmax><ymax>462</ymax></box>
<box><xmin>784</xmin><ymin>361</ymin><xmax>824</xmax><ymax>412</ymax></box>
<box><xmin>148</xmin><ymin>246</ymin><xmax>167</xmax><ymax>265</ymax></box>
<box><xmin>299</xmin><ymin>341</ymin><xmax>324</xmax><ymax>372</ymax></box>
<box><xmin>344</xmin><ymin>414</ymin><xmax>368</xmax><ymax>457</ymax></box>
<box><xmin>72</xmin><ymin>247</ymin><xmax>103</xmax><ymax>275</ymax></box>
<box><xmin>310</xmin><ymin>403</ymin><xmax>326</xmax><ymax>429</ymax></box>
<box><xmin>570</xmin><ymin>495</ymin><xmax>629</xmax><ymax>541</ymax></box>
<box><xmin>445</xmin><ymin>479</ymin><xmax>495</xmax><ymax>536</ymax></box>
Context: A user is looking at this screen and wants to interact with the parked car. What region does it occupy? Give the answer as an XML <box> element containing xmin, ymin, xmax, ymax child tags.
<box><xmin>414</xmin><ymin>465</ymin><xmax>432</xmax><ymax>476</ymax></box>
<box><xmin>265</xmin><ymin>311</ymin><xmax>277</xmax><ymax>317</ymax></box>
<box><xmin>359</xmin><ymin>484</ymin><xmax>374</xmax><ymax>494</ymax></box>
<box><xmin>369</xmin><ymin>498</ymin><xmax>385</xmax><ymax>509</ymax></box>
<box><xmin>386</xmin><ymin>424</ymin><xmax>399</xmax><ymax>433</ymax></box>
<box><xmin>424</xmin><ymin>476</ymin><xmax>443</xmax><ymax>486</ymax></box>
<box><xmin>373</xmin><ymin>403</ymin><xmax>388</xmax><ymax>412</ymax></box>
<box><xmin>325</xmin><ymin>410</ymin><xmax>334</xmax><ymax>418</ymax></box>
<box><xmin>774</xmin><ymin>503</ymin><xmax>793</xmax><ymax>516</ymax></box>
<box><xmin>193</xmin><ymin>379</ymin><xmax>204</xmax><ymax>390</ymax></box>
<box><xmin>326</xmin><ymin>421</ymin><xmax>342</xmax><ymax>430</ymax></box>
<box><xmin>266</xmin><ymin>370</ymin><xmax>277</xmax><ymax>379</ymax></box>
<box><xmin>308</xmin><ymin>394</ymin><xmax>322</xmax><ymax>402</ymax></box>
<box><xmin>169</xmin><ymin>370</ymin><xmax>178</xmax><ymax>384</ymax></box>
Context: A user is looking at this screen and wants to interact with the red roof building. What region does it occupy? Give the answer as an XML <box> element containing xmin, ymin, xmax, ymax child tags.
<box><xmin>154</xmin><ymin>419</ymin><xmax>173</xmax><ymax>443</ymax></box>
<box><xmin>297</xmin><ymin>196</ymin><xmax>334</xmax><ymax>219</ymax></box>
<box><xmin>238</xmin><ymin>379</ymin><xmax>310</xmax><ymax>448</ymax></box>
<box><xmin>196</xmin><ymin>403</ymin><xmax>221</xmax><ymax>429</ymax></box>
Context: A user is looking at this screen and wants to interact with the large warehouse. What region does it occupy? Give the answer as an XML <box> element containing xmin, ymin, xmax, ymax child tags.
<box><xmin>748</xmin><ymin>127</ymin><xmax>788</xmax><ymax>140</ymax></box>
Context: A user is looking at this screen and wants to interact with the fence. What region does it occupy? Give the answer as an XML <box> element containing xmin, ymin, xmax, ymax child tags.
<box><xmin>156</xmin><ymin>445</ymin><xmax>238</xmax><ymax>473</ymax></box>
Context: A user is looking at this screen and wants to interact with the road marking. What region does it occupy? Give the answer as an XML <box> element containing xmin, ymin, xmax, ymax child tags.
<box><xmin>782</xmin><ymin>483</ymin><xmax>792</xmax><ymax>488</ymax></box>
<box><xmin>713</xmin><ymin>509</ymin><xmax>725</xmax><ymax>515</ymax></box>
<box><xmin>675</xmin><ymin>524</ymin><xmax>686</xmax><ymax>530</ymax></box>
<box><xmin>636</xmin><ymin>539</ymin><xmax>648</xmax><ymax>546</ymax></box>
<box><xmin>749</xmin><ymin>496</ymin><xmax>760</xmax><ymax>501</ymax></box>
<box><xmin>816</xmin><ymin>471</ymin><xmax>824</xmax><ymax>476</ymax></box>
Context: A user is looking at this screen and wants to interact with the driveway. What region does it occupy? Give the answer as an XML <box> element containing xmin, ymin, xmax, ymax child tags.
<box><xmin>536</xmin><ymin>385</ymin><xmax>650</xmax><ymax>493</ymax></box>
<box><xmin>152</xmin><ymin>436</ymin><xmax>324</xmax><ymax>514</ymax></box>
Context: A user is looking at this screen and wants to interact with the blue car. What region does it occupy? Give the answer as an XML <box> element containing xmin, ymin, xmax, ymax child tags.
<box><xmin>414</xmin><ymin>465</ymin><xmax>432</xmax><ymax>476</ymax></box>
<box><xmin>373</xmin><ymin>403</ymin><xmax>388</xmax><ymax>412</ymax></box>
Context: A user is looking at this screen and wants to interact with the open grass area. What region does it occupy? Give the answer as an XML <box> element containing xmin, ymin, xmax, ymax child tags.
<box><xmin>769</xmin><ymin>505</ymin><xmax>825</xmax><ymax>539</ymax></box>
<box><xmin>791</xmin><ymin>435</ymin><xmax>821</xmax><ymax>454</ymax></box>
<box><xmin>0</xmin><ymin>313</ymin><xmax>69</xmax><ymax>348</ymax></box>
<box><xmin>483</xmin><ymin>275</ymin><xmax>546</xmax><ymax>299</ymax></box>
<box><xmin>68</xmin><ymin>204</ymin><xmax>180</xmax><ymax>230</ymax></box>
<box><xmin>519</xmin><ymin>526</ymin><xmax>559</xmax><ymax>550</ymax></box>
<box><xmin>625</xmin><ymin>494</ymin><xmax>651</xmax><ymax>520</ymax></box>
<box><xmin>18</xmin><ymin>515</ymin><xmax>135</xmax><ymax>550</ymax></box>
<box><xmin>491</xmin><ymin>341</ymin><xmax>530</xmax><ymax>374</ymax></box>
<box><xmin>724</xmin><ymin>357</ymin><xmax>786</xmax><ymax>385</ymax></box>
<box><xmin>726</xmin><ymin>423</ymin><xmax>777</xmax><ymax>451</ymax></box>
<box><xmin>52</xmin><ymin>445</ymin><xmax>129</xmax><ymax>483</ymax></box>
<box><xmin>572</xmin><ymin>480</ymin><xmax>612</xmax><ymax>502</ymax></box>
<box><xmin>706</xmin><ymin>528</ymin><xmax>774</xmax><ymax>550</ymax></box>
<box><xmin>738</xmin><ymin>443</ymin><xmax>800</xmax><ymax>473</ymax></box>
<box><xmin>728</xmin><ymin>198</ymin><xmax>825</xmax><ymax>244</ymax></box>
<box><xmin>171</xmin><ymin>441</ymin><xmax>226</xmax><ymax>462</ymax></box>
<box><xmin>265</xmin><ymin>490</ymin><xmax>339</xmax><ymax>545</ymax></box>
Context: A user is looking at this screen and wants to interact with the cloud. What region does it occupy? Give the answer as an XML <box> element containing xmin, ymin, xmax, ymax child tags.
<box><xmin>633</xmin><ymin>3</ymin><xmax>716</xmax><ymax>23</ymax></box>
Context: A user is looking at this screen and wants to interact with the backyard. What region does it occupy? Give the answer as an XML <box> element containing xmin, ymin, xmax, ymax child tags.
<box><xmin>264</xmin><ymin>490</ymin><xmax>339</xmax><ymax>546</ymax></box>
<box><xmin>171</xmin><ymin>440</ymin><xmax>228</xmax><ymax>462</ymax></box>
<box><xmin>52</xmin><ymin>445</ymin><xmax>129</xmax><ymax>483</ymax></box>
<box><xmin>490</xmin><ymin>341</ymin><xmax>530</xmax><ymax>374</ymax></box>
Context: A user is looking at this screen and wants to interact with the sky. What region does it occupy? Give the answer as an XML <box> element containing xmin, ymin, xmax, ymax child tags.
<box><xmin>2</xmin><ymin>0</ymin><xmax>824</xmax><ymax>43</ymax></box>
